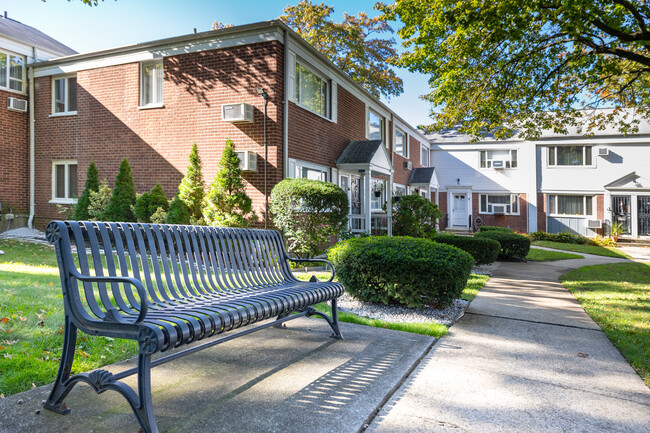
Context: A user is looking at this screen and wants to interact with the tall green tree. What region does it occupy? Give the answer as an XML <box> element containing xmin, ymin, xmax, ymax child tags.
<box><xmin>203</xmin><ymin>139</ymin><xmax>256</xmax><ymax>228</ymax></box>
<box><xmin>178</xmin><ymin>143</ymin><xmax>205</xmax><ymax>224</ymax></box>
<box><xmin>280</xmin><ymin>1</ymin><xmax>403</xmax><ymax>99</ymax></box>
<box><xmin>379</xmin><ymin>0</ymin><xmax>650</xmax><ymax>140</ymax></box>
<box><xmin>73</xmin><ymin>160</ymin><xmax>99</xmax><ymax>220</ymax></box>
<box><xmin>102</xmin><ymin>159</ymin><xmax>136</xmax><ymax>222</ymax></box>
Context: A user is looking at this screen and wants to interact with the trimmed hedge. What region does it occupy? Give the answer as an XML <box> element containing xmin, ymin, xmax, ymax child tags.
<box><xmin>478</xmin><ymin>225</ymin><xmax>513</xmax><ymax>232</ymax></box>
<box><xmin>434</xmin><ymin>233</ymin><xmax>500</xmax><ymax>265</ymax></box>
<box><xmin>329</xmin><ymin>236</ymin><xmax>473</xmax><ymax>307</ymax></box>
<box><xmin>475</xmin><ymin>230</ymin><xmax>531</xmax><ymax>260</ymax></box>
<box><xmin>530</xmin><ymin>230</ymin><xmax>589</xmax><ymax>244</ymax></box>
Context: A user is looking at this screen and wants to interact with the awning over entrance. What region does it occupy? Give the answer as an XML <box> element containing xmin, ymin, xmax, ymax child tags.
<box><xmin>336</xmin><ymin>139</ymin><xmax>393</xmax><ymax>175</ymax></box>
<box><xmin>408</xmin><ymin>167</ymin><xmax>439</xmax><ymax>190</ymax></box>
<box><xmin>604</xmin><ymin>171</ymin><xmax>650</xmax><ymax>191</ymax></box>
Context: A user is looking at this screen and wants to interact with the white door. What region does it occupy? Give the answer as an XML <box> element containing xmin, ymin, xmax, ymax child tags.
<box><xmin>452</xmin><ymin>193</ymin><xmax>467</xmax><ymax>227</ymax></box>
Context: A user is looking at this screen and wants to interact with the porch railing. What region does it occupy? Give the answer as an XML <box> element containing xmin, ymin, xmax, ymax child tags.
<box><xmin>348</xmin><ymin>214</ymin><xmax>389</xmax><ymax>236</ymax></box>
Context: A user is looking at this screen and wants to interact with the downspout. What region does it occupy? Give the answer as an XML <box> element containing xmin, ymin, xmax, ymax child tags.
<box><xmin>283</xmin><ymin>29</ymin><xmax>289</xmax><ymax>179</ymax></box>
<box><xmin>28</xmin><ymin>66</ymin><xmax>35</xmax><ymax>229</ymax></box>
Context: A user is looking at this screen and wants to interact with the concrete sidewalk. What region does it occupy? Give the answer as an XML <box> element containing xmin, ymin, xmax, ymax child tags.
<box><xmin>367</xmin><ymin>254</ymin><xmax>650</xmax><ymax>433</ymax></box>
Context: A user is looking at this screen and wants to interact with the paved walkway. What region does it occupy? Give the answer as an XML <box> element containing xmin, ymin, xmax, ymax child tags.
<box><xmin>366</xmin><ymin>252</ymin><xmax>650</xmax><ymax>433</ymax></box>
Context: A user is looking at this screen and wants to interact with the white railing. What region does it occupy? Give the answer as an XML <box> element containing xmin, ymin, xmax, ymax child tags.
<box><xmin>348</xmin><ymin>214</ymin><xmax>390</xmax><ymax>235</ymax></box>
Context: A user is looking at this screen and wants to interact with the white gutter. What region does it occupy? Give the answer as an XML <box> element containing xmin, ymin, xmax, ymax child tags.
<box><xmin>27</xmin><ymin>66</ymin><xmax>35</xmax><ymax>229</ymax></box>
<box><xmin>283</xmin><ymin>29</ymin><xmax>289</xmax><ymax>179</ymax></box>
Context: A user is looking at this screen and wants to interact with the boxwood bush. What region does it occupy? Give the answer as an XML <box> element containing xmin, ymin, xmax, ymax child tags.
<box><xmin>329</xmin><ymin>236</ymin><xmax>473</xmax><ymax>307</ymax></box>
<box><xmin>478</xmin><ymin>225</ymin><xmax>513</xmax><ymax>232</ymax></box>
<box><xmin>434</xmin><ymin>233</ymin><xmax>500</xmax><ymax>265</ymax></box>
<box><xmin>475</xmin><ymin>230</ymin><xmax>531</xmax><ymax>260</ymax></box>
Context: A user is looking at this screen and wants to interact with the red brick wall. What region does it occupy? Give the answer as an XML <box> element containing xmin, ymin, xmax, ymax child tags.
<box><xmin>438</xmin><ymin>192</ymin><xmax>448</xmax><ymax>229</ymax></box>
<box><xmin>393</xmin><ymin>134</ymin><xmax>426</xmax><ymax>187</ymax></box>
<box><xmin>472</xmin><ymin>193</ymin><xmax>528</xmax><ymax>232</ymax></box>
<box><xmin>33</xmin><ymin>41</ymin><xmax>284</xmax><ymax>228</ymax></box>
<box><xmin>0</xmin><ymin>89</ymin><xmax>29</xmax><ymax>214</ymax></box>
<box><xmin>537</xmin><ymin>192</ymin><xmax>546</xmax><ymax>232</ymax></box>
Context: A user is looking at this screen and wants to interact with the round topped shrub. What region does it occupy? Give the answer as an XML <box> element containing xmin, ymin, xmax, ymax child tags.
<box><xmin>434</xmin><ymin>233</ymin><xmax>500</xmax><ymax>265</ymax></box>
<box><xmin>475</xmin><ymin>230</ymin><xmax>530</xmax><ymax>260</ymax></box>
<box><xmin>329</xmin><ymin>236</ymin><xmax>473</xmax><ymax>307</ymax></box>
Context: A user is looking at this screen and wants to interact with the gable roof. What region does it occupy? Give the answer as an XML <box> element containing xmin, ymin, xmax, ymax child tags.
<box><xmin>336</xmin><ymin>140</ymin><xmax>393</xmax><ymax>175</ymax></box>
<box><xmin>0</xmin><ymin>15</ymin><xmax>76</xmax><ymax>56</ymax></box>
<box><xmin>408</xmin><ymin>167</ymin><xmax>438</xmax><ymax>187</ymax></box>
<box><xmin>604</xmin><ymin>172</ymin><xmax>650</xmax><ymax>191</ymax></box>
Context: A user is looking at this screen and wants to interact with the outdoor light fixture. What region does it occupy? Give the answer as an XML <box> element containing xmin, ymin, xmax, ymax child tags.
<box><xmin>457</xmin><ymin>178</ymin><xmax>461</xmax><ymax>185</ymax></box>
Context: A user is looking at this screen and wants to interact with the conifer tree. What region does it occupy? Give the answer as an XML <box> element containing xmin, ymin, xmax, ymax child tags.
<box><xmin>102</xmin><ymin>159</ymin><xmax>136</xmax><ymax>222</ymax></box>
<box><xmin>203</xmin><ymin>139</ymin><xmax>255</xmax><ymax>227</ymax></box>
<box><xmin>166</xmin><ymin>194</ymin><xmax>191</xmax><ymax>224</ymax></box>
<box><xmin>73</xmin><ymin>160</ymin><xmax>99</xmax><ymax>220</ymax></box>
<box><xmin>178</xmin><ymin>143</ymin><xmax>205</xmax><ymax>224</ymax></box>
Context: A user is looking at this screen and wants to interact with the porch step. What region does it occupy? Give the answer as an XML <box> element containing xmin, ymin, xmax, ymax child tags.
<box><xmin>616</xmin><ymin>238</ymin><xmax>650</xmax><ymax>247</ymax></box>
<box><xmin>443</xmin><ymin>228</ymin><xmax>473</xmax><ymax>236</ymax></box>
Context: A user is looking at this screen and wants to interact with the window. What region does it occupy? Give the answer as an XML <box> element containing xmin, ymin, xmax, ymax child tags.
<box><xmin>548</xmin><ymin>146</ymin><xmax>593</xmax><ymax>166</ymax></box>
<box><xmin>0</xmin><ymin>51</ymin><xmax>25</xmax><ymax>92</ymax></box>
<box><xmin>140</xmin><ymin>61</ymin><xmax>163</xmax><ymax>106</ymax></box>
<box><xmin>479</xmin><ymin>150</ymin><xmax>517</xmax><ymax>168</ymax></box>
<box><xmin>52</xmin><ymin>76</ymin><xmax>78</xmax><ymax>114</ymax></box>
<box><xmin>547</xmin><ymin>195</ymin><xmax>594</xmax><ymax>216</ymax></box>
<box><xmin>420</xmin><ymin>144</ymin><xmax>429</xmax><ymax>167</ymax></box>
<box><xmin>370</xmin><ymin>178</ymin><xmax>385</xmax><ymax>211</ymax></box>
<box><xmin>394</xmin><ymin>184</ymin><xmax>406</xmax><ymax>197</ymax></box>
<box><xmin>395</xmin><ymin>128</ymin><xmax>408</xmax><ymax>157</ymax></box>
<box><xmin>292</xmin><ymin>159</ymin><xmax>329</xmax><ymax>182</ymax></box>
<box><xmin>479</xmin><ymin>194</ymin><xmax>519</xmax><ymax>214</ymax></box>
<box><xmin>295</xmin><ymin>61</ymin><xmax>329</xmax><ymax>117</ymax></box>
<box><xmin>367</xmin><ymin>109</ymin><xmax>385</xmax><ymax>141</ymax></box>
<box><xmin>51</xmin><ymin>161</ymin><xmax>78</xmax><ymax>203</ymax></box>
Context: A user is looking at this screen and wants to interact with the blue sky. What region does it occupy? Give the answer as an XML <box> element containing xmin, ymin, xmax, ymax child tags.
<box><xmin>3</xmin><ymin>0</ymin><xmax>432</xmax><ymax>127</ymax></box>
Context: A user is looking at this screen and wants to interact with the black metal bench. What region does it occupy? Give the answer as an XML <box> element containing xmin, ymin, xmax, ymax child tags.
<box><xmin>43</xmin><ymin>220</ymin><xmax>344</xmax><ymax>433</ymax></box>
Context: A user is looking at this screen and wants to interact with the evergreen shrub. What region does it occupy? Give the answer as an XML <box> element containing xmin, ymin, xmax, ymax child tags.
<box><xmin>478</xmin><ymin>225</ymin><xmax>513</xmax><ymax>232</ymax></box>
<box><xmin>178</xmin><ymin>143</ymin><xmax>205</xmax><ymax>224</ymax></box>
<box><xmin>475</xmin><ymin>230</ymin><xmax>531</xmax><ymax>260</ymax></box>
<box><xmin>134</xmin><ymin>184</ymin><xmax>169</xmax><ymax>223</ymax></box>
<box><xmin>434</xmin><ymin>233</ymin><xmax>500</xmax><ymax>265</ymax></box>
<box><xmin>392</xmin><ymin>194</ymin><xmax>442</xmax><ymax>238</ymax></box>
<box><xmin>166</xmin><ymin>195</ymin><xmax>191</xmax><ymax>224</ymax></box>
<box><xmin>73</xmin><ymin>160</ymin><xmax>99</xmax><ymax>220</ymax></box>
<box><xmin>102</xmin><ymin>159</ymin><xmax>136</xmax><ymax>222</ymax></box>
<box><xmin>329</xmin><ymin>236</ymin><xmax>473</xmax><ymax>307</ymax></box>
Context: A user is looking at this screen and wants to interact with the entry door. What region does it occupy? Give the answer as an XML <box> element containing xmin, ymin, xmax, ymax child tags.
<box><xmin>612</xmin><ymin>196</ymin><xmax>631</xmax><ymax>235</ymax></box>
<box><xmin>452</xmin><ymin>194</ymin><xmax>467</xmax><ymax>227</ymax></box>
<box><xmin>639</xmin><ymin>196</ymin><xmax>650</xmax><ymax>236</ymax></box>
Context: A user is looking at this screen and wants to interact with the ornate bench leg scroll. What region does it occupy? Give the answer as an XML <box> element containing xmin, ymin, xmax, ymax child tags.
<box><xmin>329</xmin><ymin>298</ymin><xmax>343</xmax><ymax>340</ymax></box>
<box><xmin>43</xmin><ymin>316</ymin><xmax>77</xmax><ymax>414</ymax></box>
<box><xmin>132</xmin><ymin>354</ymin><xmax>158</xmax><ymax>433</ymax></box>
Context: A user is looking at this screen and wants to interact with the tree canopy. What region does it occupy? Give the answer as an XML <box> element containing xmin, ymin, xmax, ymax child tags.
<box><xmin>379</xmin><ymin>0</ymin><xmax>650</xmax><ymax>140</ymax></box>
<box><xmin>281</xmin><ymin>0</ymin><xmax>403</xmax><ymax>99</ymax></box>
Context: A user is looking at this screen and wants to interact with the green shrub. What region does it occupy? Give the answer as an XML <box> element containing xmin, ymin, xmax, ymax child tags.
<box><xmin>434</xmin><ymin>233</ymin><xmax>500</xmax><ymax>265</ymax></box>
<box><xmin>554</xmin><ymin>231</ymin><xmax>588</xmax><ymax>244</ymax></box>
<box><xmin>530</xmin><ymin>231</ymin><xmax>555</xmax><ymax>241</ymax></box>
<box><xmin>87</xmin><ymin>181</ymin><xmax>112</xmax><ymax>220</ymax></box>
<box><xmin>166</xmin><ymin>195</ymin><xmax>191</xmax><ymax>224</ymax></box>
<box><xmin>589</xmin><ymin>235</ymin><xmax>617</xmax><ymax>247</ymax></box>
<box><xmin>134</xmin><ymin>192</ymin><xmax>152</xmax><ymax>223</ymax></box>
<box><xmin>178</xmin><ymin>143</ymin><xmax>205</xmax><ymax>224</ymax></box>
<box><xmin>475</xmin><ymin>230</ymin><xmax>531</xmax><ymax>260</ymax></box>
<box><xmin>73</xmin><ymin>160</ymin><xmax>99</xmax><ymax>220</ymax></box>
<box><xmin>478</xmin><ymin>225</ymin><xmax>513</xmax><ymax>232</ymax></box>
<box><xmin>102</xmin><ymin>159</ymin><xmax>136</xmax><ymax>222</ymax></box>
<box><xmin>329</xmin><ymin>236</ymin><xmax>473</xmax><ymax>307</ymax></box>
<box><xmin>271</xmin><ymin>178</ymin><xmax>349</xmax><ymax>258</ymax></box>
<box><xmin>392</xmin><ymin>194</ymin><xmax>442</xmax><ymax>238</ymax></box>
<box><xmin>150</xmin><ymin>206</ymin><xmax>168</xmax><ymax>224</ymax></box>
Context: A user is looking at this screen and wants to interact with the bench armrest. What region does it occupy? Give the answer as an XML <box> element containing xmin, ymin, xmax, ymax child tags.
<box><xmin>67</xmin><ymin>267</ymin><xmax>149</xmax><ymax>323</ymax></box>
<box><xmin>287</xmin><ymin>258</ymin><xmax>336</xmax><ymax>282</ymax></box>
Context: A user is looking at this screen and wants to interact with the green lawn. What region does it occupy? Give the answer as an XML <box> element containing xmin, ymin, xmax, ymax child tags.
<box><xmin>560</xmin><ymin>262</ymin><xmax>650</xmax><ymax>386</ymax></box>
<box><xmin>526</xmin><ymin>248</ymin><xmax>583</xmax><ymax>261</ymax></box>
<box><xmin>533</xmin><ymin>241</ymin><xmax>630</xmax><ymax>259</ymax></box>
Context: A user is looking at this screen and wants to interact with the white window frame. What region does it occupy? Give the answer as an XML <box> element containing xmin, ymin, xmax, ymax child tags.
<box><xmin>367</xmin><ymin>108</ymin><xmax>385</xmax><ymax>142</ymax></box>
<box><xmin>370</xmin><ymin>178</ymin><xmax>386</xmax><ymax>211</ymax></box>
<box><xmin>547</xmin><ymin>194</ymin><xmax>595</xmax><ymax>217</ymax></box>
<box><xmin>547</xmin><ymin>146</ymin><xmax>594</xmax><ymax>168</ymax></box>
<box><xmin>51</xmin><ymin>75</ymin><xmax>78</xmax><ymax>116</ymax></box>
<box><xmin>51</xmin><ymin>160</ymin><xmax>78</xmax><ymax>204</ymax></box>
<box><xmin>479</xmin><ymin>149</ymin><xmax>518</xmax><ymax>169</ymax></box>
<box><xmin>479</xmin><ymin>193</ymin><xmax>520</xmax><ymax>215</ymax></box>
<box><xmin>0</xmin><ymin>50</ymin><xmax>26</xmax><ymax>94</ymax></box>
<box><xmin>289</xmin><ymin>158</ymin><xmax>329</xmax><ymax>182</ymax></box>
<box><xmin>139</xmin><ymin>60</ymin><xmax>164</xmax><ymax>108</ymax></box>
<box><xmin>295</xmin><ymin>59</ymin><xmax>330</xmax><ymax>119</ymax></box>
<box><xmin>394</xmin><ymin>127</ymin><xmax>408</xmax><ymax>158</ymax></box>
<box><xmin>393</xmin><ymin>183</ymin><xmax>407</xmax><ymax>197</ymax></box>
<box><xmin>420</xmin><ymin>144</ymin><xmax>429</xmax><ymax>167</ymax></box>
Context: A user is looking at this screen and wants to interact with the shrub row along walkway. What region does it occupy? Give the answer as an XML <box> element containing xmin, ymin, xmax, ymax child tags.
<box><xmin>366</xmin><ymin>252</ymin><xmax>650</xmax><ymax>433</ymax></box>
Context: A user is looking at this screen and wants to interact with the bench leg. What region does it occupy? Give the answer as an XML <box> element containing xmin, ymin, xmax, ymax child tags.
<box><xmin>329</xmin><ymin>298</ymin><xmax>343</xmax><ymax>340</ymax></box>
<box><xmin>43</xmin><ymin>315</ymin><xmax>77</xmax><ymax>414</ymax></box>
<box><xmin>132</xmin><ymin>354</ymin><xmax>159</xmax><ymax>433</ymax></box>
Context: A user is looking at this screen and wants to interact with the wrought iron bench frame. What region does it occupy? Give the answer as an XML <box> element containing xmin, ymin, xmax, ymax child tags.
<box><xmin>43</xmin><ymin>221</ymin><xmax>343</xmax><ymax>433</ymax></box>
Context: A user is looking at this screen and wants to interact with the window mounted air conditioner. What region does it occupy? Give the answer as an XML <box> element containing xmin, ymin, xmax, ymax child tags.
<box><xmin>222</xmin><ymin>103</ymin><xmax>254</xmax><ymax>123</ymax></box>
<box><xmin>7</xmin><ymin>97</ymin><xmax>27</xmax><ymax>113</ymax></box>
<box><xmin>235</xmin><ymin>150</ymin><xmax>258</xmax><ymax>172</ymax></box>
<box><xmin>492</xmin><ymin>160</ymin><xmax>505</xmax><ymax>169</ymax></box>
<box><xmin>598</xmin><ymin>148</ymin><xmax>609</xmax><ymax>156</ymax></box>
<box><xmin>403</xmin><ymin>161</ymin><xmax>412</xmax><ymax>170</ymax></box>
<box><xmin>587</xmin><ymin>219</ymin><xmax>602</xmax><ymax>229</ymax></box>
<box><xmin>492</xmin><ymin>204</ymin><xmax>507</xmax><ymax>214</ymax></box>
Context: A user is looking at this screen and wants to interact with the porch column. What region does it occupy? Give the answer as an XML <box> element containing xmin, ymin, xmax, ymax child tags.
<box><xmin>363</xmin><ymin>170</ymin><xmax>371</xmax><ymax>234</ymax></box>
<box><xmin>387</xmin><ymin>174</ymin><xmax>393</xmax><ymax>236</ymax></box>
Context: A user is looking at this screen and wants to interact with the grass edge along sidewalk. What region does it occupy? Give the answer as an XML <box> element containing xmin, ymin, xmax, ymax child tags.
<box><xmin>533</xmin><ymin>240</ymin><xmax>630</xmax><ymax>258</ymax></box>
<box><xmin>0</xmin><ymin>239</ymin><xmax>489</xmax><ymax>397</ymax></box>
<box><xmin>560</xmin><ymin>261</ymin><xmax>650</xmax><ymax>387</ymax></box>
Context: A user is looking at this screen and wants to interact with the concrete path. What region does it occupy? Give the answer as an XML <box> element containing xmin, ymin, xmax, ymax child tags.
<box><xmin>0</xmin><ymin>318</ymin><xmax>434</xmax><ymax>433</ymax></box>
<box><xmin>367</xmin><ymin>253</ymin><xmax>650</xmax><ymax>433</ymax></box>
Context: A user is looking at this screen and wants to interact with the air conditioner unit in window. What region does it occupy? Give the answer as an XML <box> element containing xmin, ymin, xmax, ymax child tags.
<box><xmin>7</xmin><ymin>97</ymin><xmax>27</xmax><ymax>113</ymax></box>
<box><xmin>235</xmin><ymin>150</ymin><xmax>258</xmax><ymax>172</ymax></box>
<box><xmin>492</xmin><ymin>204</ymin><xmax>507</xmax><ymax>214</ymax></box>
<box><xmin>492</xmin><ymin>160</ymin><xmax>505</xmax><ymax>169</ymax></box>
<box><xmin>587</xmin><ymin>219</ymin><xmax>602</xmax><ymax>229</ymax></box>
<box><xmin>403</xmin><ymin>161</ymin><xmax>412</xmax><ymax>170</ymax></box>
<box><xmin>598</xmin><ymin>148</ymin><xmax>609</xmax><ymax>156</ymax></box>
<box><xmin>222</xmin><ymin>103</ymin><xmax>254</xmax><ymax>123</ymax></box>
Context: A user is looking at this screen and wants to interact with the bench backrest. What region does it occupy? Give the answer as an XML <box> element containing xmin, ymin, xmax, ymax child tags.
<box><xmin>47</xmin><ymin>221</ymin><xmax>297</xmax><ymax>319</ymax></box>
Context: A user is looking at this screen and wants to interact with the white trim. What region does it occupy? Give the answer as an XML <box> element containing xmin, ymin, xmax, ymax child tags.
<box><xmin>51</xmin><ymin>159</ymin><xmax>78</xmax><ymax>202</ymax></box>
<box><xmin>394</xmin><ymin>127</ymin><xmax>408</xmax><ymax>158</ymax></box>
<box><xmin>479</xmin><ymin>193</ymin><xmax>521</xmax><ymax>215</ymax></box>
<box><xmin>546</xmin><ymin>145</ymin><xmax>596</xmax><ymax>168</ymax></box>
<box><xmin>138</xmin><ymin>103</ymin><xmax>165</xmax><ymax>110</ymax></box>
<box><xmin>294</xmin><ymin>57</ymin><xmax>331</xmax><ymax>119</ymax></box>
<box><xmin>546</xmin><ymin>194</ymin><xmax>597</xmax><ymax>218</ymax></box>
<box><xmin>140</xmin><ymin>60</ymin><xmax>164</xmax><ymax>107</ymax></box>
<box><xmin>420</xmin><ymin>144</ymin><xmax>429</xmax><ymax>167</ymax></box>
<box><xmin>51</xmin><ymin>74</ymin><xmax>77</xmax><ymax>115</ymax></box>
<box><xmin>0</xmin><ymin>50</ymin><xmax>27</xmax><ymax>94</ymax></box>
<box><xmin>289</xmin><ymin>158</ymin><xmax>329</xmax><ymax>181</ymax></box>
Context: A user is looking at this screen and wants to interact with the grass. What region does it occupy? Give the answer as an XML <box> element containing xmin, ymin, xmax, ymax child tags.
<box><xmin>526</xmin><ymin>248</ymin><xmax>584</xmax><ymax>261</ymax></box>
<box><xmin>560</xmin><ymin>262</ymin><xmax>650</xmax><ymax>386</ymax></box>
<box><xmin>533</xmin><ymin>240</ymin><xmax>630</xmax><ymax>259</ymax></box>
